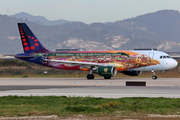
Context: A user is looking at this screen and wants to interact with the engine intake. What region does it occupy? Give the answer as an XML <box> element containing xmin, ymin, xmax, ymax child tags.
<box><xmin>97</xmin><ymin>66</ymin><xmax>117</xmax><ymax>77</ymax></box>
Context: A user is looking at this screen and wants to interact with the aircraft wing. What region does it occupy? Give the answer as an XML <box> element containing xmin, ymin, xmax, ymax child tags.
<box><xmin>45</xmin><ymin>59</ymin><xmax>115</xmax><ymax>67</ymax></box>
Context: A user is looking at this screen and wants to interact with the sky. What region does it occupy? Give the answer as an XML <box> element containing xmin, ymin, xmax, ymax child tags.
<box><xmin>0</xmin><ymin>0</ymin><xmax>180</xmax><ymax>24</ymax></box>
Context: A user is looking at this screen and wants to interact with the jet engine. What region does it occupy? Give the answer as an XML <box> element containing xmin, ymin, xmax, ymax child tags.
<box><xmin>97</xmin><ymin>66</ymin><xmax>117</xmax><ymax>77</ymax></box>
<box><xmin>122</xmin><ymin>71</ymin><xmax>142</xmax><ymax>76</ymax></box>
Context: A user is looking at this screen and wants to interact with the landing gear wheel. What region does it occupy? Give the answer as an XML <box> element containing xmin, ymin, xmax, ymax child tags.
<box><xmin>87</xmin><ymin>74</ymin><xmax>94</xmax><ymax>79</ymax></box>
<box><xmin>104</xmin><ymin>76</ymin><xmax>111</xmax><ymax>79</ymax></box>
<box><xmin>151</xmin><ymin>70</ymin><xmax>157</xmax><ymax>80</ymax></box>
<box><xmin>152</xmin><ymin>75</ymin><xmax>157</xmax><ymax>80</ymax></box>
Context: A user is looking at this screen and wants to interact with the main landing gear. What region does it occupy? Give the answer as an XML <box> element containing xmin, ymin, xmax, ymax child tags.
<box><xmin>87</xmin><ymin>68</ymin><xmax>95</xmax><ymax>79</ymax></box>
<box><xmin>152</xmin><ymin>70</ymin><xmax>157</xmax><ymax>80</ymax></box>
<box><xmin>86</xmin><ymin>74</ymin><xmax>111</xmax><ymax>79</ymax></box>
<box><xmin>86</xmin><ymin>66</ymin><xmax>112</xmax><ymax>80</ymax></box>
<box><xmin>87</xmin><ymin>74</ymin><xmax>94</xmax><ymax>79</ymax></box>
<box><xmin>104</xmin><ymin>76</ymin><xmax>111</xmax><ymax>79</ymax></box>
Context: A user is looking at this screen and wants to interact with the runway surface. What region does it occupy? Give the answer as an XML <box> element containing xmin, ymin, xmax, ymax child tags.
<box><xmin>0</xmin><ymin>77</ymin><xmax>180</xmax><ymax>98</ymax></box>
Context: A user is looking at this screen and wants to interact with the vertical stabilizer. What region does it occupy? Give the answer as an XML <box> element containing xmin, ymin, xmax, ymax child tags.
<box><xmin>18</xmin><ymin>23</ymin><xmax>48</xmax><ymax>53</ymax></box>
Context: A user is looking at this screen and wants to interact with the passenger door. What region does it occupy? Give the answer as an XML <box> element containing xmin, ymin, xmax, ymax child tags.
<box><xmin>148</xmin><ymin>52</ymin><xmax>154</xmax><ymax>65</ymax></box>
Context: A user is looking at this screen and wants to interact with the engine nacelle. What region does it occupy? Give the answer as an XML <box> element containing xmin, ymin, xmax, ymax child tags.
<box><xmin>97</xmin><ymin>66</ymin><xmax>117</xmax><ymax>77</ymax></box>
<box><xmin>122</xmin><ymin>71</ymin><xmax>142</xmax><ymax>76</ymax></box>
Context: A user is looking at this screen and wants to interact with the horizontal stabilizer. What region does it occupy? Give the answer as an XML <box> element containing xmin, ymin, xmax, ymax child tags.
<box><xmin>4</xmin><ymin>54</ymin><xmax>33</xmax><ymax>58</ymax></box>
<box><xmin>15</xmin><ymin>55</ymin><xmax>34</xmax><ymax>58</ymax></box>
<box><xmin>0</xmin><ymin>54</ymin><xmax>16</xmax><ymax>60</ymax></box>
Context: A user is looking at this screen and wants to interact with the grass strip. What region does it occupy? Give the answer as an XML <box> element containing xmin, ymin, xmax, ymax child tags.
<box><xmin>0</xmin><ymin>96</ymin><xmax>180</xmax><ymax>118</ymax></box>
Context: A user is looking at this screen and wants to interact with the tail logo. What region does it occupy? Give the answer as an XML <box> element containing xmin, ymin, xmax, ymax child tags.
<box><xmin>19</xmin><ymin>26</ymin><xmax>40</xmax><ymax>52</ymax></box>
<box><xmin>18</xmin><ymin>23</ymin><xmax>48</xmax><ymax>53</ymax></box>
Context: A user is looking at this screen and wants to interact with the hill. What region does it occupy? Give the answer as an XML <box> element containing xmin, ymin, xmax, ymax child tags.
<box><xmin>10</xmin><ymin>12</ymin><xmax>73</xmax><ymax>26</ymax></box>
<box><xmin>116</xmin><ymin>10</ymin><xmax>180</xmax><ymax>41</ymax></box>
<box><xmin>0</xmin><ymin>10</ymin><xmax>180</xmax><ymax>54</ymax></box>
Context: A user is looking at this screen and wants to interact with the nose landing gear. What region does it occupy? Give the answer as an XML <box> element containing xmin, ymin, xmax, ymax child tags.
<box><xmin>152</xmin><ymin>70</ymin><xmax>157</xmax><ymax>80</ymax></box>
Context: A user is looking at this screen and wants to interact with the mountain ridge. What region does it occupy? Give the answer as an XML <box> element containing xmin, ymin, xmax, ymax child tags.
<box><xmin>10</xmin><ymin>12</ymin><xmax>74</xmax><ymax>26</ymax></box>
<box><xmin>0</xmin><ymin>10</ymin><xmax>180</xmax><ymax>54</ymax></box>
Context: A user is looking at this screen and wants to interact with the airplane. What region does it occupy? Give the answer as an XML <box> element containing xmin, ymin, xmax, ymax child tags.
<box><xmin>13</xmin><ymin>23</ymin><xmax>178</xmax><ymax>80</ymax></box>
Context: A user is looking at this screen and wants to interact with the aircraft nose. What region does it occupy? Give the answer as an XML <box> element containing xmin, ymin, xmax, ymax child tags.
<box><xmin>164</xmin><ymin>59</ymin><xmax>178</xmax><ymax>70</ymax></box>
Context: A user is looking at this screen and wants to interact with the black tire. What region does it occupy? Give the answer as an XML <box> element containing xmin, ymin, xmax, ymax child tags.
<box><xmin>104</xmin><ymin>76</ymin><xmax>111</xmax><ymax>79</ymax></box>
<box><xmin>87</xmin><ymin>74</ymin><xmax>94</xmax><ymax>79</ymax></box>
<box><xmin>152</xmin><ymin>75</ymin><xmax>157</xmax><ymax>80</ymax></box>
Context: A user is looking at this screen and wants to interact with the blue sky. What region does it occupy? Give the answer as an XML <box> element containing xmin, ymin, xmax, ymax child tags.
<box><xmin>1</xmin><ymin>0</ymin><xmax>180</xmax><ymax>24</ymax></box>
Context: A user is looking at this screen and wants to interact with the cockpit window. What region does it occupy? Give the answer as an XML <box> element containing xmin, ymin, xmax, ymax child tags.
<box><xmin>160</xmin><ymin>55</ymin><xmax>171</xmax><ymax>59</ymax></box>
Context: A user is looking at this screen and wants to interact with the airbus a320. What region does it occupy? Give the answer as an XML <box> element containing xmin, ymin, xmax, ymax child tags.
<box><xmin>13</xmin><ymin>23</ymin><xmax>178</xmax><ymax>80</ymax></box>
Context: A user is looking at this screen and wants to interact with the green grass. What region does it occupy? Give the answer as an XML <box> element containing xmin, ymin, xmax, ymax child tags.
<box><xmin>0</xmin><ymin>96</ymin><xmax>180</xmax><ymax>119</ymax></box>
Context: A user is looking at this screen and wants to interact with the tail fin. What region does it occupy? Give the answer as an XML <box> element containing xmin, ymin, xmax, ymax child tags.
<box><xmin>18</xmin><ymin>23</ymin><xmax>48</xmax><ymax>53</ymax></box>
